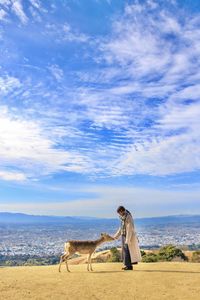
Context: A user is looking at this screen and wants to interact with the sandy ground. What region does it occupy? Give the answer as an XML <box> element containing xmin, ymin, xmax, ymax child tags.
<box><xmin>0</xmin><ymin>262</ymin><xmax>200</xmax><ymax>300</ymax></box>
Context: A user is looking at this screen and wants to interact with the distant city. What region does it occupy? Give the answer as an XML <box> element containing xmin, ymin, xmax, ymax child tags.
<box><xmin>0</xmin><ymin>213</ymin><xmax>200</xmax><ymax>258</ymax></box>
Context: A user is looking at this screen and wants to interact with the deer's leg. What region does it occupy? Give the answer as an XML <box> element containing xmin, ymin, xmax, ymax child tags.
<box><xmin>65</xmin><ymin>255</ymin><xmax>70</xmax><ymax>272</ymax></box>
<box><xmin>88</xmin><ymin>252</ymin><xmax>93</xmax><ymax>271</ymax></box>
<box><xmin>59</xmin><ymin>252</ymin><xmax>71</xmax><ymax>272</ymax></box>
<box><xmin>90</xmin><ymin>252</ymin><xmax>94</xmax><ymax>271</ymax></box>
<box><xmin>64</xmin><ymin>252</ymin><xmax>72</xmax><ymax>272</ymax></box>
<box><xmin>59</xmin><ymin>254</ymin><xmax>65</xmax><ymax>272</ymax></box>
<box><xmin>87</xmin><ymin>253</ymin><xmax>92</xmax><ymax>271</ymax></box>
<box><xmin>90</xmin><ymin>254</ymin><xmax>93</xmax><ymax>271</ymax></box>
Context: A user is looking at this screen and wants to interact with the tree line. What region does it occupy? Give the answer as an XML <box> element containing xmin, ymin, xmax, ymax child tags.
<box><xmin>107</xmin><ymin>245</ymin><xmax>200</xmax><ymax>263</ymax></box>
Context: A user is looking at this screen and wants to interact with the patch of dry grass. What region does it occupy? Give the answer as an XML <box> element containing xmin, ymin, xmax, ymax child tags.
<box><xmin>0</xmin><ymin>262</ymin><xmax>200</xmax><ymax>300</ymax></box>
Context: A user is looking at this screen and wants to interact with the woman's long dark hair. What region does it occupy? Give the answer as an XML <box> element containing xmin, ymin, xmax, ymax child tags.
<box><xmin>117</xmin><ymin>205</ymin><xmax>125</xmax><ymax>213</ymax></box>
<box><xmin>126</xmin><ymin>209</ymin><xmax>132</xmax><ymax>216</ymax></box>
<box><xmin>117</xmin><ymin>206</ymin><xmax>132</xmax><ymax>216</ymax></box>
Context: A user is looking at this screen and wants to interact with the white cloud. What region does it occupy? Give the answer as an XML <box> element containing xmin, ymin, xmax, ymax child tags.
<box><xmin>0</xmin><ymin>0</ymin><xmax>11</xmax><ymax>5</ymax></box>
<box><xmin>0</xmin><ymin>75</ymin><xmax>21</xmax><ymax>94</ymax></box>
<box><xmin>0</xmin><ymin>0</ymin><xmax>45</xmax><ymax>24</ymax></box>
<box><xmin>44</xmin><ymin>22</ymin><xmax>90</xmax><ymax>44</ymax></box>
<box><xmin>29</xmin><ymin>0</ymin><xmax>41</xmax><ymax>10</ymax></box>
<box><xmin>48</xmin><ymin>64</ymin><xmax>64</xmax><ymax>81</ymax></box>
<box><xmin>63</xmin><ymin>24</ymin><xmax>89</xmax><ymax>42</ymax></box>
<box><xmin>73</xmin><ymin>1</ymin><xmax>200</xmax><ymax>176</ymax></box>
<box><xmin>11</xmin><ymin>0</ymin><xmax>28</xmax><ymax>24</ymax></box>
<box><xmin>109</xmin><ymin>98</ymin><xmax>200</xmax><ymax>176</ymax></box>
<box><xmin>0</xmin><ymin>105</ymin><xmax>93</xmax><ymax>180</ymax></box>
<box><xmin>0</xmin><ymin>170</ymin><xmax>26</xmax><ymax>181</ymax></box>
<box><xmin>0</xmin><ymin>8</ymin><xmax>7</xmax><ymax>20</ymax></box>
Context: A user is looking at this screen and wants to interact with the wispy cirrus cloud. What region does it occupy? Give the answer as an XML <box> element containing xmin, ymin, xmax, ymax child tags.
<box><xmin>0</xmin><ymin>0</ymin><xmax>44</xmax><ymax>23</ymax></box>
<box><xmin>11</xmin><ymin>0</ymin><xmax>28</xmax><ymax>24</ymax></box>
<box><xmin>75</xmin><ymin>0</ymin><xmax>200</xmax><ymax>176</ymax></box>
<box><xmin>0</xmin><ymin>75</ymin><xmax>21</xmax><ymax>94</ymax></box>
<box><xmin>0</xmin><ymin>8</ymin><xmax>7</xmax><ymax>20</ymax></box>
<box><xmin>47</xmin><ymin>64</ymin><xmax>64</xmax><ymax>82</ymax></box>
<box><xmin>0</xmin><ymin>0</ymin><xmax>200</xmax><ymax>182</ymax></box>
<box><xmin>43</xmin><ymin>22</ymin><xmax>90</xmax><ymax>45</ymax></box>
<box><xmin>0</xmin><ymin>105</ymin><xmax>94</xmax><ymax>180</ymax></box>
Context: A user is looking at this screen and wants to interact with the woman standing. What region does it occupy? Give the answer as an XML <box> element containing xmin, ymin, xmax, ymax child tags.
<box><xmin>114</xmin><ymin>206</ymin><xmax>142</xmax><ymax>270</ymax></box>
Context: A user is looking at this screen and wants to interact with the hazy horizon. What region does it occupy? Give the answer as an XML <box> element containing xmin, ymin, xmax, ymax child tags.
<box><xmin>1</xmin><ymin>211</ymin><xmax>200</xmax><ymax>220</ymax></box>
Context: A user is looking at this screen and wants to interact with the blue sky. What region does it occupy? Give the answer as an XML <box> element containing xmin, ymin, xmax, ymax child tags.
<box><xmin>0</xmin><ymin>0</ymin><xmax>200</xmax><ymax>217</ymax></box>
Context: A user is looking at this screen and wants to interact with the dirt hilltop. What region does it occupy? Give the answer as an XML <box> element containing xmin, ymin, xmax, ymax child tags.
<box><xmin>1</xmin><ymin>262</ymin><xmax>200</xmax><ymax>300</ymax></box>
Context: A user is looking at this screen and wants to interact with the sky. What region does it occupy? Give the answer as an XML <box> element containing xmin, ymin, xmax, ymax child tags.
<box><xmin>0</xmin><ymin>0</ymin><xmax>200</xmax><ymax>218</ymax></box>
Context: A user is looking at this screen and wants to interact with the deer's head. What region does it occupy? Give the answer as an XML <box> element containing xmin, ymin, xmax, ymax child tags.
<box><xmin>100</xmin><ymin>232</ymin><xmax>114</xmax><ymax>242</ymax></box>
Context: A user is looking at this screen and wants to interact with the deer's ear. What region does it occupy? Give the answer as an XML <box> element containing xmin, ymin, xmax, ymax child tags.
<box><xmin>101</xmin><ymin>233</ymin><xmax>104</xmax><ymax>236</ymax></box>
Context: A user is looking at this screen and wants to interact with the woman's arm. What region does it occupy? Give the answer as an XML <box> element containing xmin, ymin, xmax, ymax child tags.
<box><xmin>113</xmin><ymin>227</ymin><xmax>121</xmax><ymax>240</ymax></box>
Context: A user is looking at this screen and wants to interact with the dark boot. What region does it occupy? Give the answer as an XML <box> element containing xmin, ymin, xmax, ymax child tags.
<box><xmin>122</xmin><ymin>266</ymin><xmax>133</xmax><ymax>270</ymax></box>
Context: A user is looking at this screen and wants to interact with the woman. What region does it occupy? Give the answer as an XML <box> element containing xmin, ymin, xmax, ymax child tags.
<box><xmin>114</xmin><ymin>206</ymin><xmax>142</xmax><ymax>270</ymax></box>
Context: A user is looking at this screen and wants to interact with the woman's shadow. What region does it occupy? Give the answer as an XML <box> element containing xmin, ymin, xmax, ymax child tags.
<box><xmin>134</xmin><ymin>269</ymin><xmax>200</xmax><ymax>274</ymax></box>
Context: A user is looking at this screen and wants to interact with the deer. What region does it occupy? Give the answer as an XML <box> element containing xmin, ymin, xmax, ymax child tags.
<box><xmin>58</xmin><ymin>232</ymin><xmax>114</xmax><ymax>272</ymax></box>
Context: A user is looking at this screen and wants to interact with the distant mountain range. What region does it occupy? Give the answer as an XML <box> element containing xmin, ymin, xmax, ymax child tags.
<box><xmin>0</xmin><ymin>212</ymin><xmax>200</xmax><ymax>226</ymax></box>
<box><xmin>0</xmin><ymin>212</ymin><xmax>115</xmax><ymax>224</ymax></box>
